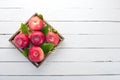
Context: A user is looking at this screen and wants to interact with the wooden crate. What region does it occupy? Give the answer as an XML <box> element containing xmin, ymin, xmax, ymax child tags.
<box><xmin>9</xmin><ymin>13</ymin><xmax>64</xmax><ymax>68</ymax></box>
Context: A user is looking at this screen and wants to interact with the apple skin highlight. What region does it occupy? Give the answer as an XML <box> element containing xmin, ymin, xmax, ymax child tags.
<box><xmin>14</xmin><ymin>33</ymin><xmax>29</xmax><ymax>48</ymax></box>
<box><xmin>28</xmin><ymin>46</ymin><xmax>44</xmax><ymax>62</ymax></box>
<box><xmin>28</xmin><ymin>16</ymin><xmax>43</xmax><ymax>31</ymax></box>
<box><xmin>46</xmin><ymin>32</ymin><xmax>60</xmax><ymax>46</ymax></box>
<box><xmin>30</xmin><ymin>31</ymin><xmax>45</xmax><ymax>46</ymax></box>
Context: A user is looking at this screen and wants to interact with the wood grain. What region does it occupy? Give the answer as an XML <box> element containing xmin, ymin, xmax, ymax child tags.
<box><xmin>1</xmin><ymin>76</ymin><xmax>120</xmax><ymax>80</ymax></box>
<box><xmin>0</xmin><ymin>0</ymin><xmax>120</xmax><ymax>8</ymax></box>
<box><xmin>0</xmin><ymin>49</ymin><xmax>120</xmax><ymax>62</ymax></box>
<box><xmin>1</xmin><ymin>8</ymin><xmax>120</xmax><ymax>21</ymax></box>
<box><xmin>1</xmin><ymin>22</ymin><xmax>120</xmax><ymax>35</ymax></box>
<box><xmin>0</xmin><ymin>62</ymin><xmax>120</xmax><ymax>75</ymax></box>
<box><xmin>0</xmin><ymin>0</ymin><xmax>120</xmax><ymax>79</ymax></box>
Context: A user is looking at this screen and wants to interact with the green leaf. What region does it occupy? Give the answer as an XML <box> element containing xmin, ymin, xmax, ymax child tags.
<box><xmin>22</xmin><ymin>48</ymin><xmax>29</xmax><ymax>57</ymax></box>
<box><xmin>38</xmin><ymin>14</ymin><xmax>43</xmax><ymax>20</ymax></box>
<box><xmin>20</xmin><ymin>23</ymin><xmax>29</xmax><ymax>34</ymax></box>
<box><xmin>52</xmin><ymin>29</ymin><xmax>58</xmax><ymax>33</ymax></box>
<box><xmin>41</xmin><ymin>24</ymin><xmax>50</xmax><ymax>35</ymax></box>
<box><xmin>41</xmin><ymin>43</ymin><xmax>54</xmax><ymax>55</ymax></box>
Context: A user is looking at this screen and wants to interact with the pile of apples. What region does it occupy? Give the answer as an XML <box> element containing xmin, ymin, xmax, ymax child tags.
<box><xmin>14</xmin><ymin>15</ymin><xmax>60</xmax><ymax>63</ymax></box>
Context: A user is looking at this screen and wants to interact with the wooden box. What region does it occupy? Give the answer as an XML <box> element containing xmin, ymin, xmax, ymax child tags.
<box><xmin>9</xmin><ymin>13</ymin><xmax>64</xmax><ymax>68</ymax></box>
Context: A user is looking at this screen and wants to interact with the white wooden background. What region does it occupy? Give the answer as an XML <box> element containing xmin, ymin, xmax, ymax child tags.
<box><xmin>0</xmin><ymin>0</ymin><xmax>120</xmax><ymax>80</ymax></box>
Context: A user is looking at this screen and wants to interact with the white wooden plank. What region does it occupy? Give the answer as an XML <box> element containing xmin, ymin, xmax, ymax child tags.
<box><xmin>0</xmin><ymin>49</ymin><xmax>27</xmax><ymax>61</ymax></box>
<box><xmin>2</xmin><ymin>35</ymin><xmax>120</xmax><ymax>48</ymax></box>
<box><xmin>0</xmin><ymin>22</ymin><xmax>21</xmax><ymax>34</ymax></box>
<box><xmin>1</xmin><ymin>22</ymin><xmax>120</xmax><ymax>35</ymax></box>
<box><xmin>0</xmin><ymin>49</ymin><xmax>120</xmax><ymax>62</ymax></box>
<box><xmin>1</xmin><ymin>76</ymin><xmax>120</xmax><ymax>80</ymax></box>
<box><xmin>49</xmin><ymin>22</ymin><xmax>120</xmax><ymax>35</ymax></box>
<box><xmin>0</xmin><ymin>62</ymin><xmax>120</xmax><ymax>75</ymax></box>
<box><xmin>0</xmin><ymin>0</ymin><xmax>120</xmax><ymax>9</ymax></box>
<box><xmin>1</xmin><ymin>8</ymin><xmax>120</xmax><ymax>21</ymax></box>
<box><xmin>60</xmin><ymin>35</ymin><xmax>120</xmax><ymax>48</ymax></box>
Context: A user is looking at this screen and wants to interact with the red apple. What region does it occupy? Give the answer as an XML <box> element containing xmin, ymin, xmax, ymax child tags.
<box><xmin>14</xmin><ymin>33</ymin><xmax>29</xmax><ymax>48</ymax></box>
<box><xmin>46</xmin><ymin>32</ymin><xmax>60</xmax><ymax>46</ymax></box>
<box><xmin>28</xmin><ymin>16</ymin><xmax>43</xmax><ymax>31</ymax></box>
<box><xmin>30</xmin><ymin>31</ymin><xmax>45</xmax><ymax>46</ymax></box>
<box><xmin>28</xmin><ymin>46</ymin><xmax>44</xmax><ymax>62</ymax></box>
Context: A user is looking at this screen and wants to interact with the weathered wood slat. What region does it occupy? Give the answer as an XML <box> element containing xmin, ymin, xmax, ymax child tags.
<box><xmin>0</xmin><ymin>62</ymin><xmax>119</xmax><ymax>75</ymax></box>
<box><xmin>0</xmin><ymin>0</ymin><xmax>120</xmax><ymax>9</ymax></box>
<box><xmin>1</xmin><ymin>22</ymin><xmax>120</xmax><ymax>35</ymax></box>
<box><xmin>0</xmin><ymin>8</ymin><xmax>120</xmax><ymax>21</ymax></box>
<box><xmin>0</xmin><ymin>49</ymin><xmax>120</xmax><ymax>62</ymax></box>
<box><xmin>1</xmin><ymin>76</ymin><xmax>120</xmax><ymax>80</ymax></box>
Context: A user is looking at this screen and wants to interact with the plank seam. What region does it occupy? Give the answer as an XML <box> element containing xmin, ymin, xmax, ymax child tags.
<box><xmin>0</xmin><ymin>74</ymin><xmax>120</xmax><ymax>76</ymax></box>
<box><xmin>0</xmin><ymin>7</ymin><xmax>22</xmax><ymax>9</ymax></box>
<box><xmin>1</xmin><ymin>20</ymin><xmax>120</xmax><ymax>22</ymax></box>
<box><xmin>0</xmin><ymin>61</ymin><xmax>120</xmax><ymax>63</ymax></box>
<box><xmin>1</xmin><ymin>47</ymin><xmax>120</xmax><ymax>49</ymax></box>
